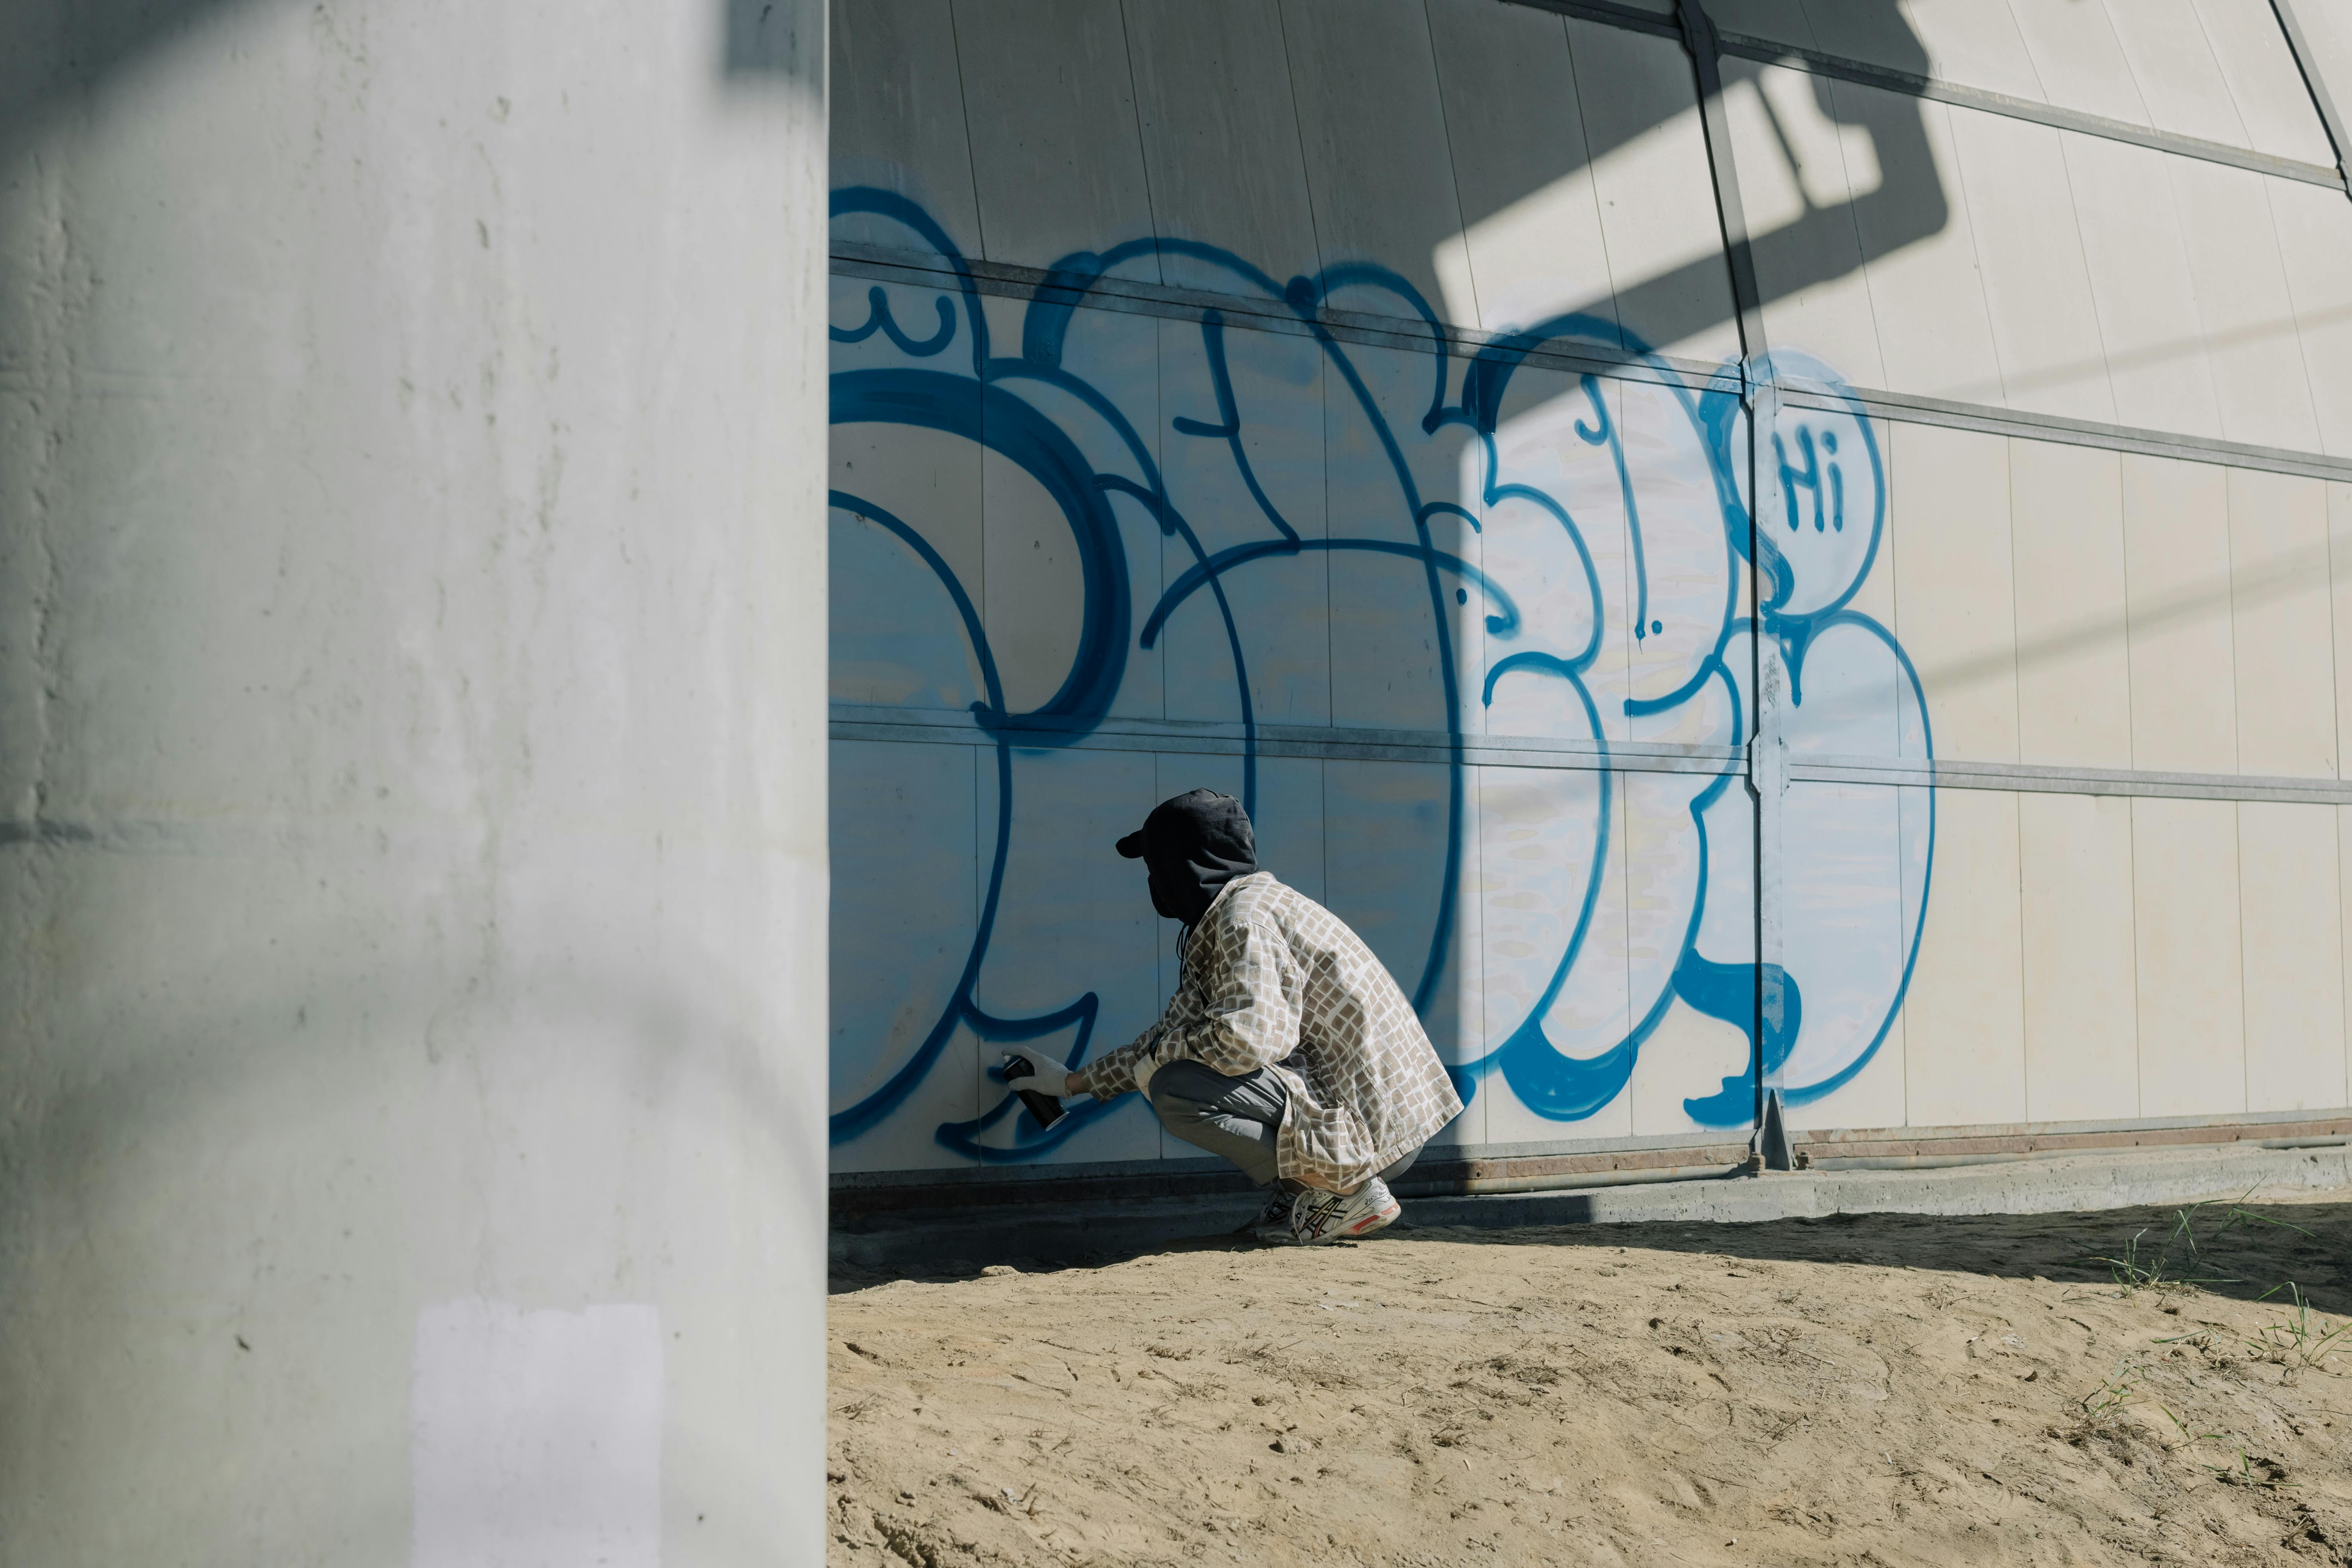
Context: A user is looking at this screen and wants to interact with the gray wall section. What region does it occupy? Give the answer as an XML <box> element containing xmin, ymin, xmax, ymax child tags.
<box><xmin>826</xmin><ymin>0</ymin><xmax>2352</xmax><ymax>1182</ymax></box>
<box><xmin>1124</xmin><ymin>0</ymin><xmax>1323</xmax><ymax>293</ymax></box>
<box><xmin>2</xmin><ymin>0</ymin><xmax>830</xmax><ymax>1562</ymax></box>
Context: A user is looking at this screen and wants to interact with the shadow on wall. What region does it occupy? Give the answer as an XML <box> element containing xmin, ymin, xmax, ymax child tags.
<box><xmin>724</xmin><ymin>0</ymin><xmax>824</xmax><ymax>88</ymax></box>
<box><xmin>0</xmin><ymin>0</ymin><xmax>238</xmax><ymax>147</ymax></box>
<box><xmin>1561</xmin><ymin>8</ymin><xmax>1946</xmax><ymax>360</ymax></box>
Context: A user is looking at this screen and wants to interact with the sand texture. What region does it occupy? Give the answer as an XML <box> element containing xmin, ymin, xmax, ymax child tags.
<box><xmin>826</xmin><ymin>1189</ymin><xmax>2352</xmax><ymax>1567</ymax></box>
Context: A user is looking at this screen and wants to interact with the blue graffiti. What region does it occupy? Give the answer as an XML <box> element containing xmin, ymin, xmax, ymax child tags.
<box><xmin>827</xmin><ymin>187</ymin><xmax>1934</xmax><ymax>1158</ymax></box>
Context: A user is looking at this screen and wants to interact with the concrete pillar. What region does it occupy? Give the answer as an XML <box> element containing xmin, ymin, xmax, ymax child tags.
<box><xmin>0</xmin><ymin>2</ymin><xmax>827</xmax><ymax>1562</ymax></box>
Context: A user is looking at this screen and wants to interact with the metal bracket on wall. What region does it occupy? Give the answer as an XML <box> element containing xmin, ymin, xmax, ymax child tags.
<box><xmin>1676</xmin><ymin>0</ymin><xmax>1786</xmax><ymax>1137</ymax></box>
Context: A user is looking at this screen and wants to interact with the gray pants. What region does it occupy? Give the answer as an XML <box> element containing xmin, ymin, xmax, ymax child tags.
<box><xmin>1148</xmin><ymin>1058</ymin><xmax>1421</xmax><ymax>1191</ymax></box>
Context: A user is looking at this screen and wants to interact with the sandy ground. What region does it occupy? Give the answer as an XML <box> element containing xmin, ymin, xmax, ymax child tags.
<box><xmin>826</xmin><ymin>1186</ymin><xmax>2352</xmax><ymax>1567</ymax></box>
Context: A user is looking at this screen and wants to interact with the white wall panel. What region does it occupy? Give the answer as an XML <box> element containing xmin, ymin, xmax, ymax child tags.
<box><xmin>1156</xmin><ymin>315</ymin><xmax>1328</xmax><ymax>727</ymax></box>
<box><xmin>1627</xmin><ymin>771</ymin><xmax>1758</xmax><ymax>1137</ymax></box>
<box><xmin>1123</xmin><ymin>0</ymin><xmax>1322</xmax><ymax>293</ymax></box>
<box><xmin>2133</xmin><ymin>797</ymin><xmax>2247</xmax><ymax>1117</ymax></box>
<box><xmin>2170</xmin><ymin>161</ymin><xmax>2325</xmax><ymax>454</ymax></box>
<box><xmin>1324</xmin><ymin>760</ymin><xmax>1483</xmax><ymax>1090</ymax></box>
<box><xmin>2270</xmin><ymin>179</ymin><xmax>2352</xmax><ymax>464</ymax></box>
<box><xmin>1948</xmin><ymin>107</ymin><xmax>2117</xmax><ymax>423</ymax></box>
<box><xmin>2006</xmin><ymin>0</ymin><xmax>2153</xmax><ymax>125</ymax></box>
<box><xmin>1566</xmin><ymin>18</ymin><xmax>1744</xmax><ymax>363</ymax></box>
<box><xmin>2062</xmin><ymin>135</ymin><xmax>2224</xmax><ymax>439</ymax></box>
<box><xmin>1324</xmin><ymin>342</ymin><xmax>1480</xmax><ymax>734</ymax></box>
<box><xmin>1623</xmin><ymin>377</ymin><xmax>1750</xmax><ymax>746</ymax></box>
<box><xmin>2190</xmin><ymin>0</ymin><xmax>2338</xmax><ymax>165</ymax></box>
<box><xmin>984</xmin><ymin>293</ymin><xmax>1169</xmax><ymax>720</ymax></box>
<box><xmin>975</xmin><ymin>293</ymin><xmax>1161</xmax><ymax>717</ymax></box>
<box><xmin>1844</xmin><ymin>88</ymin><xmax>2006</xmax><ymax>405</ymax></box>
<box><xmin>2239</xmin><ymin>802</ymin><xmax>2346</xmax><ymax>1113</ymax></box>
<box><xmin>1795</xmin><ymin>2</ymin><xmax>1936</xmax><ymax>81</ymax></box>
<box><xmin>952</xmin><ymin>0</ymin><xmax>1161</xmax><ymax>277</ymax></box>
<box><xmin>1730</xmin><ymin>63</ymin><xmax>1888</xmax><ymax>386</ymax></box>
<box><xmin>2010</xmin><ymin>440</ymin><xmax>2132</xmax><ymax>769</ymax></box>
<box><xmin>1891</xmin><ymin>423</ymin><xmax>2018</xmax><ymax>762</ymax></box>
<box><xmin>1480</xmin><ymin>764</ymin><xmax>1633</xmax><ymax>1144</ymax></box>
<box><xmin>2340</xmin><ymin>802</ymin><xmax>2352</xmax><ymax>1109</ymax></box>
<box><xmin>1780</xmin><ymin>781</ymin><xmax>1913</xmax><ymax>1133</ymax></box>
<box><xmin>971</xmin><ymin>746</ymin><xmax>1167</xmax><ymax>1165</ymax></box>
<box><xmin>1481</xmin><ymin>365</ymin><xmax>1635</xmax><ymax>746</ymax></box>
<box><xmin>2019</xmin><ymin>793</ymin><xmax>2139</xmax><ymax>1123</ymax></box>
<box><xmin>2102</xmin><ymin>0</ymin><xmax>2258</xmax><ymax>149</ymax></box>
<box><xmin>2123</xmin><ymin>457</ymin><xmax>2238</xmax><ymax>774</ymax></box>
<box><xmin>1785</xmin><ymin>1006</ymin><xmax>1908</xmax><ymax>1133</ymax></box>
<box><xmin>831</xmin><ymin>0</ymin><xmax>985</xmax><ymax>255</ymax></box>
<box><xmin>1901</xmin><ymin>787</ymin><xmax>2028</xmax><ymax>1127</ymax></box>
<box><xmin>1281</xmin><ymin>0</ymin><xmax>1472</xmax><ymax>318</ymax></box>
<box><xmin>2336</xmin><ymin>484</ymin><xmax>2352</xmax><ymax>782</ymax></box>
<box><xmin>830</xmin><ymin>741</ymin><xmax>981</xmax><ymax>1174</ymax></box>
<box><xmin>2228</xmin><ymin>468</ymin><xmax>2336</xmax><ymax>778</ymax></box>
<box><xmin>1905</xmin><ymin>0</ymin><xmax>2048</xmax><ymax>102</ymax></box>
<box><xmin>1426</xmin><ymin>0</ymin><xmax>1617</xmax><ymax>335</ymax></box>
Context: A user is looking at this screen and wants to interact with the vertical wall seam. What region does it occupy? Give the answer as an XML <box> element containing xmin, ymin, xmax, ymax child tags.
<box><xmin>941</xmin><ymin>0</ymin><xmax>992</xmax><ymax>263</ymax></box>
<box><xmin>1111</xmin><ymin>0</ymin><xmax>1165</xmax><ymax>287</ymax></box>
<box><xmin>2238</xmin><ymin>800</ymin><xmax>2254</xmax><ymax>1115</ymax></box>
<box><xmin>1266</xmin><ymin>0</ymin><xmax>1337</xmax><ymax>726</ymax></box>
<box><xmin>2256</xmin><ymin>174</ymin><xmax>2337</xmax><ymax>466</ymax></box>
<box><xmin>2338</xmin><ymin>805</ymin><xmax>2351</xmax><ymax>1110</ymax></box>
<box><xmin>2106</xmin><ymin>451</ymin><xmax>2147</xmax><ymax>1122</ymax></box>
<box><xmin>1991</xmin><ymin>0</ymin><xmax>2059</xmax><ymax>113</ymax></box>
<box><xmin>2095</xmin><ymin>0</ymin><xmax>2178</xmax><ymax>144</ymax></box>
<box><xmin>2129</xmin><ymin>797</ymin><xmax>2147</xmax><ymax>1118</ymax></box>
<box><xmin>1271</xmin><ymin>2</ymin><xmax>1332</xmax><ymax>289</ymax></box>
<box><xmin>1799</xmin><ymin>67</ymin><xmax>1891</xmax><ymax>385</ymax></box>
<box><xmin>1936</xmin><ymin>105</ymin><xmax>2016</xmax><ymax>411</ymax></box>
<box><xmin>2047</xmin><ymin>133</ymin><xmax>2124</xmax><ymax>424</ymax></box>
<box><xmin>1417</xmin><ymin>0</ymin><xmax>1486</xmax><ymax>332</ymax></box>
<box><xmin>1560</xmin><ymin>17</ymin><xmax>1632</xmax><ymax>351</ymax></box>
<box><xmin>2007</xmin><ymin>439</ymin><xmax>2032</xmax><ymax>1122</ymax></box>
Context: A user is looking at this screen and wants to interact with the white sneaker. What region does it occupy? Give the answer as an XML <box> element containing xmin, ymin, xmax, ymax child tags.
<box><xmin>1288</xmin><ymin>1177</ymin><xmax>1401</xmax><ymax>1245</ymax></box>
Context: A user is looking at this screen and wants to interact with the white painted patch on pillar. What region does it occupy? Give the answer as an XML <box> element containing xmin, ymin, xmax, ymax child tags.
<box><xmin>412</xmin><ymin>1302</ymin><xmax>664</xmax><ymax>1568</ymax></box>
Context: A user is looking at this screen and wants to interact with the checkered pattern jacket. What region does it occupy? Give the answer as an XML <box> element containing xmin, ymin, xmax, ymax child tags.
<box><xmin>1078</xmin><ymin>872</ymin><xmax>1463</xmax><ymax>1190</ymax></box>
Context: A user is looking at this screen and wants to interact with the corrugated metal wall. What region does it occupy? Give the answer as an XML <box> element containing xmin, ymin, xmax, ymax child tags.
<box><xmin>826</xmin><ymin>0</ymin><xmax>2352</xmax><ymax>1188</ymax></box>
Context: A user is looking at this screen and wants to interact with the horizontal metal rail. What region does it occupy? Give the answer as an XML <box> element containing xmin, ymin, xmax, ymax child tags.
<box><xmin>832</xmin><ymin>246</ymin><xmax>2352</xmax><ymax>486</ymax></box>
<box><xmin>832</xmin><ymin>707</ymin><xmax>2352</xmax><ymax>805</ymax></box>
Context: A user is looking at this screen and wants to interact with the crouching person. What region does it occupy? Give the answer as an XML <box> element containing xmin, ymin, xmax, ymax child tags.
<box><xmin>1004</xmin><ymin>789</ymin><xmax>1464</xmax><ymax>1245</ymax></box>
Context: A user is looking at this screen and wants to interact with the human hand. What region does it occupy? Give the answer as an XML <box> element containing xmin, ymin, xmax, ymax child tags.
<box><xmin>1001</xmin><ymin>1051</ymin><xmax>1076</xmax><ymax>1098</ymax></box>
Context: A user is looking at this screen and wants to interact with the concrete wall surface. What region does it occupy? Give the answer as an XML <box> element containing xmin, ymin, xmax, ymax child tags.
<box><xmin>0</xmin><ymin>0</ymin><xmax>829</xmax><ymax>1563</ymax></box>
<box><xmin>826</xmin><ymin>0</ymin><xmax>2352</xmax><ymax>1186</ymax></box>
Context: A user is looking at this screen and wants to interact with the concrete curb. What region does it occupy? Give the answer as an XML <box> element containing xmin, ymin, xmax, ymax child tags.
<box><xmin>828</xmin><ymin>1140</ymin><xmax>2352</xmax><ymax>1272</ymax></box>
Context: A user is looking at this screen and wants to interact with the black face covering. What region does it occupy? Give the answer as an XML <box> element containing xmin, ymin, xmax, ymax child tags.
<box><xmin>1115</xmin><ymin>789</ymin><xmax>1258</xmax><ymax>926</ymax></box>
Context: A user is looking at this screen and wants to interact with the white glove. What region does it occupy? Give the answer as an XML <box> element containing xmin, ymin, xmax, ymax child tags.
<box><xmin>1001</xmin><ymin>1051</ymin><xmax>1075</xmax><ymax>1099</ymax></box>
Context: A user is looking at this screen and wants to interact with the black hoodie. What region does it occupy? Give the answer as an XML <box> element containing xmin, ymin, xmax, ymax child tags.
<box><xmin>1115</xmin><ymin>789</ymin><xmax>1259</xmax><ymax>926</ymax></box>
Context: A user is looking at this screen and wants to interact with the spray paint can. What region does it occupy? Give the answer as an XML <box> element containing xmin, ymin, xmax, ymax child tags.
<box><xmin>1001</xmin><ymin>1052</ymin><xmax>1065</xmax><ymax>1131</ymax></box>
